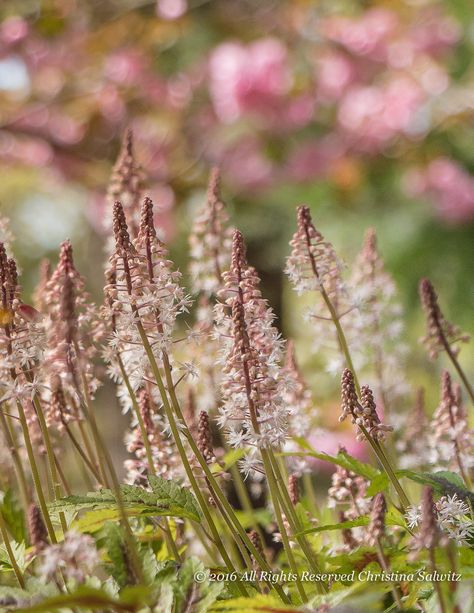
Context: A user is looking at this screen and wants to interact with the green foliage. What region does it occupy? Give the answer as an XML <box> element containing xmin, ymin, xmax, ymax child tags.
<box><xmin>0</xmin><ymin>489</ymin><xmax>26</xmax><ymax>544</ymax></box>
<box><xmin>147</xmin><ymin>475</ymin><xmax>202</xmax><ymax>522</ymax></box>
<box><xmin>283</xmin><ymin>442</ymin><xmax>380</xmax><ymax>480</ymax></box>
<box><xmin>12</xmin><ymin>585</ymin><xmax>153</xmax><ymax>612</ymax></box>
<box><xmin>49</xmin><ymin>477</ymin><xmax>201</xmax><ymax>531</ymax></box>
<box><xmin>171</xmin><ymin>557</ymin><xmax>224</xmax><ymax>613</ymax></box>
<box><xmin>102</xmin><ymin>522</ymin><xmax>136</xmax><ymax>588</ymax></box>
<box><xmin>209</xmin><ymin>594</ymin><xmax>299</xmax><ymax>612</ymax></box>
<box><xmin>402</xmin><ymin>470</ymin><xmax>474</xmax><ymax>505</ymax></box>
<box><xmin>0</xmin><ymin>539</ymin><xmax>27</xmax><ymax>573</ymax></box>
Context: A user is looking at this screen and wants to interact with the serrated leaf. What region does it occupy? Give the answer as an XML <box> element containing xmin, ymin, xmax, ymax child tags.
<box><xmin>148</xmin><ymin>475</ymin><xmax>201</xmax><ymax>521</ymax></box>
<box><xmin>50</xmin><ymin>479</ymin><xmax>201</xmax><ymax>525</ymax></box>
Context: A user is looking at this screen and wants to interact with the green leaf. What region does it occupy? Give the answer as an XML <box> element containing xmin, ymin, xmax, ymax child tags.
<box><xmin>1</xmin><ymin>489</ymin><xmax>26</xmax><ymax>543</ymax></box>
<box><xmin>0</xmin><ymin>540</ymin><xmax>27</xmax><ymax>572</ymax></box>
<box><xmin>49</xmin><ymin>479</ymin><xmax>201</xmax><ymax>526</ymax></box>
<box><xmin>297</xmin><ymin>516</ymin><xmax>369</xmax><ymax>537</ymax></box>
<box><xmin>281</xmin><ymin>446</ymin><xmax>379</xmax><ymax>480</ymax></box>
<box><xmin>13</xmin><ymin>585</ymin><xmax>152</xmax><ymax>612</ymax></box>
<box><xmin>73</xmin><ymin>508</ymin><xmax>125</xmax><ymax>533</ymax></box>
<box><xmin>102</xmin><ymin>522</ymin><xmax>133</xmax><ymax>588</ymax></box>
<box><xmin>402</xmin><ymin>471</ymin><xmax>474</xmax><ymax>504</ymax></box>
<box><xmin>148</xmin><ymin>475</ymin><xmax>201</xmax><ymax>521</ymax></box>
<box><xmin>173</xmin><ymin>557</ymin><xmax>212</xmax><ymax>613</ymax></box>
<box><xmin>366</xmin><ymin>473</ymin><xmax>390</xmax><ymax>496</ymax></box>
<box><xmin>210</xmin><ymin>594</ymin><xmax>300</xmax><ymax>612</ymax></box>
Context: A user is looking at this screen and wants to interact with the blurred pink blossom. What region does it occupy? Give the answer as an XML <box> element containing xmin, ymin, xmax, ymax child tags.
<box><xmin>0</xmin><ymin>16</ymin><xmax>28</xmax><ymax>46</ymax></box>
<box><xmin>218</xmin><ymin>137</ymin><xmax>274</xmax><ymax>189</ymax></box>
<box><xmin>209</xmin><ymin>38</ymin><xmax>291</xmax><ymax>123</ymax></box>
<box><xmin>316</xmin><ymin>51</ymin><xmax>357</xmax><ymax>101</ymax></box>
<box><xmin>105</xmin><ymin>50</ymin><xmax>148</xmax><ymax>86</ymax></box>
<box><xmin>0</xmin><ymin>132</ymin><xmax>53</xmax><ymax>166</ymax></box>
<box><xmin>323</xmin><ymin>9</ymin><xmax>398</xmax><ymax>62</ymax></box>
<box><xmin>157</xmin><ymin>0</ymin><xmax>187</xmax><ymax>20</ymax></box>
<box><xmin>96</xmin><ymin>85</ymin><xmax>126</xmax><ymax>123</ymax></box>
<box><xmin>338</xmin><ymin>77</ymin><xmax>424</xmax><ymax>152</ymax></box>
<box><xmin>409</xmin><ymin>13</ymin><xmax>461</xmax><ymax>55</ymax></box>
<box><xmin>405</xmin><ymin>158</ymin><xmax>474</xmax><ymax>223</ymax></box>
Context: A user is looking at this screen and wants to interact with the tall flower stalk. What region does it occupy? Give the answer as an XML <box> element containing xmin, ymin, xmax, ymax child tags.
<box><xmin>0</xmin><ymin>242</ymin><xmax>58</xmax><ymax>540</ymax></box>
<box><xmin>429</xmin><ymin>371</ymin><xmax>473</xmax><ymax>487</ymax></box>
<box><xmin>419</xmin><ymin>277</ymin><xmax>473</xmax><ymax>404</ymax></box>
<box><xmin>106</xmin><ymin>198</ymin><xmax>259</xmax><ymax>597</ymax></box>
<box><xmin>286</xmin><ymin>206</ymin><xmax>410</xmax><ymax>510</ymax></box>
<box><xmin>215</xmin><ymin>229</ymin><xmax>326</xmax><ymax>596</ymax></box>
<box><xmin>347</xmin><ymin>228</ymin><xmax>409</xmax><ymax>416</ymax></box>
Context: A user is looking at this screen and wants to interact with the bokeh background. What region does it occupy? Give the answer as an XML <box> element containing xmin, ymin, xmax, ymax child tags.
<box><xmin>0</xmin><ymin>0</ymin><xmax>473</xmax><ymax>458</ymax></box>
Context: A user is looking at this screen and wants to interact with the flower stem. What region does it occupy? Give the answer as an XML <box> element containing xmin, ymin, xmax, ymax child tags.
<box><xmin>0</xmin><ymin>405</ymin><xmax>29</xmax><ymax>510</ymax></box>
<box><xmin>136</xmin><ymin>326</ymin><xmax>248</xmax><ymax>597</ymax></box>
<box><xmin>260</xmin><ymin>450</ymin><xmax>307</xmax><ymax>603</ymax></box>
<box><xmin>74</xmin><ymin>353</ymin><xmax>144</xmax><ymax>584</ymax></box>
<box><xmin>265</xmin><ymin>448</ymin><xmax>327</xmax><ymax>592</ymax></box>
<box><xmin>136</xmin><ymin>324</ymin><xmax>294</xmax><ymax>600</ymax></box>
<box><xmin>161</xmin><ymin>355</ymin><xmax>291</xmax><ymax>603</ymax></box>
<box><xmin>320</xmin><ymin>287</ymin><xmax>410</xmax><ymax>511</ymax></box>
<box><xmin>31</xmin><ymin>395</ymin><xmax>68</xmax><ymax>535</ymax></box>
<box><xmin>63</xmin><ymin>422</ymin><xmax>101</xmax><ymax>483</ymax></box>
<box><xmin>118</xmin><ymin>357</ymin><xmax>181</xmax><ymax>563</ymax></box>
<box><xmin>429</xmin><ymin>549</ymin><xmax>447</xmax><ymax>613</ymax></box>
<box><xmin>375</xmin><ymin>539</ymin><xmax>403</xmax><ymax>609</ymax></box>
<box><xmin>16</xmin><ymin>400</ymin><xmax>56</xmax><ymax>543</ymax></box>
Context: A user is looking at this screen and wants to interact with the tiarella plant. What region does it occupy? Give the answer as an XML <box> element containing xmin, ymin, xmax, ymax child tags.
<box><xmin>0</xmin><ymin>132</ymin><xmax>472</xmax><ymax>613</ymax></box>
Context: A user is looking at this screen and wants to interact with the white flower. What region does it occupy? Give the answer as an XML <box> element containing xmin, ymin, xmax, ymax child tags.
<box><xmin>405</xmin><ymin>505</ymin><xmax>422</xmax><ymax>529</ymax></box>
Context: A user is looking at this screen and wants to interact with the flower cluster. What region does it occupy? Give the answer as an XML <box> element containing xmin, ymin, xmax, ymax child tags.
<box><xmin>339</xmin><ymin>369</ymin><xmax>393</xmax><ymax>442</ymax></box>
<box><xmin>346</xmin><ymin>229</ymin><xmax>409</xmax><ymax>412</ymax></box>
<box><xmin>106</xmin><ymin>129</ymin><xmax>145</xmax><ymax>237</ymax></box>
<box><xmin>103</xmin><ymin>198</ymin><xmax>191</xmax><ymax>397</ymax></box>
<box><xmin>428</xmin><ymin>370</ymin><xmax>473</xmax><ymax>477</ymax></box>
<box><xmin>367</xmin><ymin>493</ymin><xmax>387</xmax><ymax>547</ymax></box>
<box><xmin>327</xmin><ymin>449</ymin><xmax>371</xmax><ymax>545</ymax></box>
<box><xmin>40</xmin><ymin>240</ymin><xmax>103</xmax><ymax>406</ymax></box>
<box><xmin>285</xmin><ymin>205</ymin><xmax>344</xmax><ymax>301</ymax></box>
<box><xmin>419</xmin><ymin>277</ymin><xmax>469</xmax><ymax>359</ymax></box>
<box><xmin>189</xmin><ymin>167</ymin><xmax>233</xmax><ymax>295</ymax></box>
<box><xmin>215</xmin><ymin>230</ymin><xmax>291</xmax><ymax>477</ymax></box>
<box><xmin>327</xmin><ymin>451</ymin><xmax>371</xmax><ymax>519</ymax></box>
<box><xmin>407</xmin><ymin>491</ymin><xmax>473</xmax><ymax>547</ymax></box>
<box><xmin>285</xmin><ymin>206</ymin><xmax>353</xmax><ymax>375</ymax></box>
